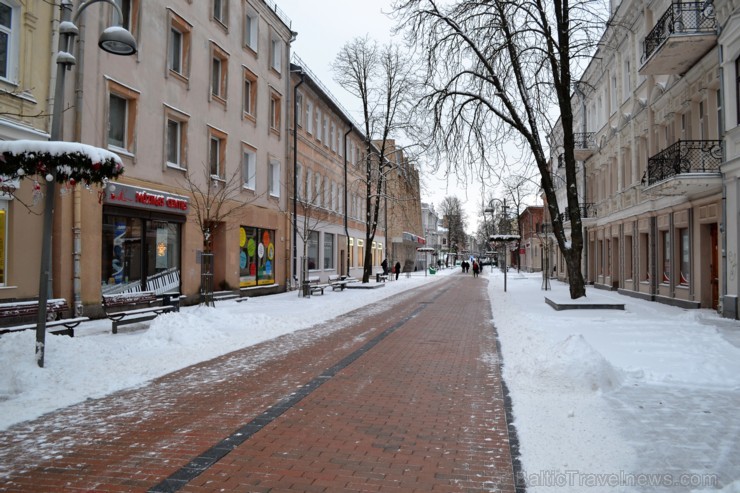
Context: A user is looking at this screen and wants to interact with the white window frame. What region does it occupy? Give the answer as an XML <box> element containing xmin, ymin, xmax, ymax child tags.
<box><xmin>245</xmin><ymin>8</ymin><xmax>258</xmax><ymax>51</ymax></box>
<box><xmin>268</xmin><ymin>159</ymin><xmax>280</xmax><ymax>197</ymax></box>
<box><xmin>306</xmin><ymin>101</ymin><xmax>313</xmax><ymax>134</ymax></box>
<box><xmin>0</xmin><ymin>1</ymin><xmax>19</xmax><ymax>83</ymax></box>
<box><xmin>270</xmin><ymin>34</ymin><xmax>282</xmax><ymax>73</ymax></box>
<box><xmin>242</xmin><ymin>146</ymin><xmax>256</xmax><ymax>190</ymax></box>
<box><xmin>166</xmin><ymin>118</ymin><xmax>184</xmax><ymax>167</ymax></box>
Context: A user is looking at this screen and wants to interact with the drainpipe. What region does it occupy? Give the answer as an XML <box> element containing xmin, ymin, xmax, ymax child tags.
<box><xmin>717</xmin><ymin>34</ymin><xmax>729</xmax><ymax>316</ymax></box>
<box><xmin>344</xmin><ymin>125</ymin><xmax>353</xmax><ymax>277</ymax></box>
<box><xmin>71</xmin><ymin>11</ymin><xmax>88</xmax><ymax>316</ymax></box>
<box><xmin>574</xmin><ymin>82</ymin><xmax>589</xmax><ymax>281</ymax></box>
<box><xmin>291</xmin><ymin>69</ymin><xmax>304</xmax><ymax>288</ymax></box>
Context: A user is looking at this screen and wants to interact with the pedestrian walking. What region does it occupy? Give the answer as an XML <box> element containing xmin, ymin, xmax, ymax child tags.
<box><xmin>395</xmin><ymin>261</ymin><xmax>401</xmax><ymax>280</ymax></box>
<box><xmin>381</xmin><ymin>258</ymin><xmax>389</xmax><ymax>276</ymax></box>
<box><xmin>472</xmin><ymin>261</ymin><xmax>480</xmax><ymax>277</ymax></box>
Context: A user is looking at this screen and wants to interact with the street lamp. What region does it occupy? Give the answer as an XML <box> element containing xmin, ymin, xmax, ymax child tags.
<box><xmin>36</xmin><ymin>0</ymin><xmax>137</xmax><ymax>367</ymax></box>
<box><xmin>486</xmin><ymin>198</ymin><xmax>520</xmax><ymax>292</ymax></box>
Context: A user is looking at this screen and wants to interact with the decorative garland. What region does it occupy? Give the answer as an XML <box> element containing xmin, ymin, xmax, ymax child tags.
<box><xmin>0</xmin><ymin>140</ymin><xmax>124</xmax><ymax>187</ymax></box>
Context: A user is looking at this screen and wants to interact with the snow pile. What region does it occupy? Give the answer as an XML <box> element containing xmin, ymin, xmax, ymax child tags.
<box><xmin>539</xmin><ymin>334</ymin><xmax>624</xmax><ymax>393</ymax></box>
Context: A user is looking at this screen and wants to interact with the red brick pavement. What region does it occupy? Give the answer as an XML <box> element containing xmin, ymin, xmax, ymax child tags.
<box><xmin>0</xmin><ymin>275</ymin><xmax>516</xmax><ymax>492</ymax></box>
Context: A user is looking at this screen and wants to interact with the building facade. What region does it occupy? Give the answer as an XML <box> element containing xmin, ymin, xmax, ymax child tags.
<box><xmin>550</xmin><ymin>0</ymin><xmax>730</xmax><ymax>313</ymax></box>
<box><xmin>0</xmin><ymin>1</ymin><xmax>55</xmax><ymax>301</ymax></box>
<box><xmin>1</xmin><ymin>0</ymin><xmax>295</xmax><ymax>314</ymax></box>
<box><xmin>519</xmin><ymin>206</ymin><xmax>545</xmax><ymax>273</ymax></box>
<box><xmin>290</xmin><ymin>56</ymin><xmax>383</xmax><ymax>283</ymax></box>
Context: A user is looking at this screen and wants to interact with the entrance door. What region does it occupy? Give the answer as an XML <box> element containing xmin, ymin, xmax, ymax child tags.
<box><xmin>711</xmin><ymin>224</ymin><xmax>719</xmax><ymax>310</ymax></box>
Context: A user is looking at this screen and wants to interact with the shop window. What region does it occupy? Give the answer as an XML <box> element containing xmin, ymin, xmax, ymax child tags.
<box><xmin>165</xmin><ymin>106</ymin><xmax>188</xmax><ymax>169</ymax></box>
<box><xmin>210</xmin><ymin>42</ymin><xmax>229</xmax><ymax>103</ymax></box>
<box><xmin>243</xmin><ymin>67</ymin><xmax>257</xmax><ymax>120</ymax></box>
<box><xmin>661</xmin><ymin>230</ymin><xmax>670</xmax><ymax>283</ymax></box>
<box><xmin>107</xmin><ymin>81</ymin><xmax>139</xmax><ymax>154</ymax></box>
<box><xmin>0</xmin><ymin>1</ymin><xmax>19</xmax><ymax>82</ymax></box>
<box><xmin>679</xmin><ymin>228</ymin><xmax>690</xmax><ymax>285</ymax></box>
<box><xmin>639</xmin><ymin>232</ymin><xmax>649</xmax><ymax>282</ymax></box>
<box><xmin>208</xmin><ymin>126</ymin><xmax>227</xmax><ymax>179</ymax></box>
<box><xmin>307</xmin><ymin>230</ymin><xmax>319</xmax><ymax>270</ymax></box>
<box><xmin>624</xmin><ymin>235</ymin><xmax>633</xmax><ymax>281</ymax></box>
<box><xmin>0</xmin><ymin>202</ymin><xmax>6</xmax><ymax>285</ymax></box>
<box><xmin>244</xmin><ymin>8</ymin><xmax>258</xmax><ymax>52</ymax></box>
<box><xmin>268</xmin><ymin>159</ymin><xmax>280</xmax><ymax>197</ymax></box>
<box><xmin>239</xmin><ymin>226</ymin><xmax>275</xmax><ymax>287</ymax></box>
<box><xmin>242</xmin><ymin>145</ymin><xmax>256</xmax><ymax>190</ymax></box>
<box><xmin>349</xmin><ymin>237</ymin><xmax>354</xmax><ymax>268</ymax></box>
<box><xmin>167</xmin><ymin>12</ymin><xmax>191</xmax><ymax>80</ymax></box>
<box><xmin>102</xmin><ymin>215</ymin><xmax>182</xmax><ymax>295</ymax></box>
<box><xmin>324</xmin><ymin>233</ymin><xmax>335</xmax><ymax>269</ymax></box>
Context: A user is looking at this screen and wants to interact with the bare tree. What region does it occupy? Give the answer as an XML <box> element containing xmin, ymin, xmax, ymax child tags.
<box><xmin>181</xmin><ymin>167</ymin><xmax>258</xmax><ymax>305</ymax></box>
<box><xmin>333</xmin><ymin>36</ymin><xmax>416</xmax><ymax>283</ymax></box>
<box><xmin>395</xmin><ymin>0</ymin><xmax>607</xmax><ymax>298</ymax></box>
<box><xmin>439</xmin><ymin>196</ymin><xmax>467</xmax><ymax>261</ymax></box>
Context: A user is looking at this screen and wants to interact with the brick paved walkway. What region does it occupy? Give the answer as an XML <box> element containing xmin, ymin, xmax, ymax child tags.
<box><xmin>0</xmin><ymin>275</ymin><xmax>517</xmax><ymax>492</ymax></box>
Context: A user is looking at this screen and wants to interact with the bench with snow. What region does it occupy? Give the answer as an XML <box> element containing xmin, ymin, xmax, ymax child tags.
<box><xmin>328</xmin><ymin>275</ymin><xmax>351</xmax><ymax>291</ymax></box>
<box><xmin>0</xmin><ymin>298</ymin><xmax>88</xmax><ymax>337</ymax></box>
<box><xmin>308</xmin><ymin>277</ymin><xmax>330</xmax><ymax>295</ymax></box>
<box><xmin>103</xmin><ymin>291</ymin><xmax>177</xmax><ymax>334</ymax></box>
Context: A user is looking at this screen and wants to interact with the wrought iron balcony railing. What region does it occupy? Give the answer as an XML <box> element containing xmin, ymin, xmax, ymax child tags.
<box><xmin>643</xmin><ymin>2</ymin><xmax>716</xmax><ymax>62</ymax></box>
<box><xmin>560</xmin><ymin>203</ymin><xmax>596</xmax><ymax>224</ymax></box>
<box><xmin>645</xmin><ymin>140</ymin><xmax>722</xmax><ymax>186</ymax></box>
<box><xmin>574</xmin><ymin>132</ymin><xmax>595</xmax><ymax>150</ymax></box>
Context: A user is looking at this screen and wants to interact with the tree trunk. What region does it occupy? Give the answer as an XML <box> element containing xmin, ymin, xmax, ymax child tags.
<box><xmin>564</xmin><ymin>247</ymin><xmax>586</xmax><ymax>298</ymax></box>
<box><xmin>362</xmin><ymin>245</ymin><xmax>373</xmax><ymax>283</ymax></box>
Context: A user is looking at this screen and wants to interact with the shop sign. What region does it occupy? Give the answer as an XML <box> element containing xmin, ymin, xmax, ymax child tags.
<box><xmin>104</xmin><ymin>182</ymin><xmax>189</xmax><ymax>215</ymax></box>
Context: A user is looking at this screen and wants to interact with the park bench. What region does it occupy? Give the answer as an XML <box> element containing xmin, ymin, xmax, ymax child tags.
<box><xmin>328</xmin><ymin>275</ymin><xmax>351</xmax><ymax>291</ymax></box>
<box><xmin>0</xmin><ymin>298</ymin><xmax>88</xmax><ymax>337</ymax></box>
<box><xmin>376</xmin><ymin>272</ymin><xmax>388</xmax><ymax>283</ymax></box>
<box><xmin>307</xmin><ymin>277</ymin><xmax>329</xmax><ymax>296</ymax></box>
<box><xmin>103</xmin><ymin>291</ymin><xmax>177</xmax><ymax>334</ymax></box>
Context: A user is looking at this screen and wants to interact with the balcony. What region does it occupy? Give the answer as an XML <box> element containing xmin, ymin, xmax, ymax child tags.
<box><xmin>560</xmin><ymin>203</ymin><xmax>597</xmax><ymax>225</ymax></box>
<box><xmin>639</xmin><ymin>2</ymin><xmax>717</xmax><ymax>76</ymax></box>
<box><xmin>573</xmin><ymin>132</ymin><xmax>596</xmax><ymax>161</ymax></box>
<box><xmin>643</xmin><ymin>140</ymin><xmax>722</xmax><ymax>197</ymax></box>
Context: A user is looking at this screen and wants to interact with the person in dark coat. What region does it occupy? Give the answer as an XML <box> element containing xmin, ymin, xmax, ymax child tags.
<box><xmin>381</xmin><ymin>258</ymin><xmax>389</xmax><ymax>275</ymax></box>
<box><xmin>394</xmin><ymin>261</ymin><xmax>401</xmax><ymax>280</ymax></box>
<box><xmin>472</xmin><ymin>261</ymin><xmax>480</xmax><ymax>277</ymax></box>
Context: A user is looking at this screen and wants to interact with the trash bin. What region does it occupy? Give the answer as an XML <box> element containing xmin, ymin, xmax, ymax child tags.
<box><xmin>429</xmin><ymin>267</ymin><xmax>436</xmax><ymax>275</ymax></box>
<box><xmin>165</xmin><ymin>293</ymin><xmax>181</xmax><ymax>312</ymax></box>
<box><xmin>376</xmin><ymin>273</ymin><xmax>382</xmax><ymax>283</ymax></box>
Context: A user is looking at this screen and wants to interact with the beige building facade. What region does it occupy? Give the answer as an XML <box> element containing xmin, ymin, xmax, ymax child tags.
<box><xmin>2</xmin><ymin>0</ymin><xmax>295</xmax><ymax>315</ymax></box>
<box><xmin>549</xmin><ymin>0</ymin><xmax>740</xmax><ymax>314</ymax></box>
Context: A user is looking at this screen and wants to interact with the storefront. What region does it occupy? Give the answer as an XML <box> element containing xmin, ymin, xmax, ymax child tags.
<box><xmin>239</xmin><ymin>226</ymin><xmax>276</xmax><ymax>287</ymax></box>
<box><xmin>101</xmin><ymin>183</ymin><xmax>188</xmax><ymax>295</ymax></box>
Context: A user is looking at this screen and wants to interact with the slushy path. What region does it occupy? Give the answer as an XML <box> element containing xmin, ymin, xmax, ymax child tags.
<box><xmin>0</xmin><ymin>274</ymin><xmax>517</xmax><ymax>492</ymax></box>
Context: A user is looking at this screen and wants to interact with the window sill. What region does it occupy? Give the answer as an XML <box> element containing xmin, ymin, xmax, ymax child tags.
<box><xmin>166</xmin><ymin>163</ymin><xmax>187</xmax><ymax>172</ymax></box>
<box><xmin>168</xmin><ymin>69</ymin><xmax>190</xmax><ymax>86</ymax></box>
<box><xmin>108</xmin><ymin>145</ymin><xmax>134</xmax><ymax>158</ymax></box>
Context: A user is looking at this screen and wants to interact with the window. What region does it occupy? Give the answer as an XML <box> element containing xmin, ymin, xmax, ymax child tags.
<box><xmin>164</xmin><ymin>107</ymin><xmax>188</xmax><ymax>169</ymax></box>
<box><xmin>268</xmin><ymin>159</ymin><xmax>280</xmax><ymax>197</ymax></box>
<box><xmin>679</xmin><ymin>228</ymin><xmax>689</xmax><ymax>285</ymax></box>
<box><xmin>210</xmin><ymin>42</ymin><xmax>229</xmax><ymax>101</ymax></box>
<box><xmin>306</xmin><ymin>101</ymin><xmax>313</xmax><ymax>134</ymax></box>
<box><xmin>245</xmin><ymin>9</ymin><xmax>258</xmax><ymax>51</ymax></box>
<box><xmin>296</xmin><ymin>164</ymin><xmax>303</xmax><ymax>199</ymax></box>
<box><xmin>661</xmin><ymin>230</ymin><xmax>670</xmax><ymax>283</ymax></box>
<box><xmin>270</xmin><ymin>91</ymin><xmax>281</xmax><ymax>133</ymax></box>
<box><xmin>296</xmin><ymin>92</ymin><xmax>303</xmax><ymax>128</ymax></box>
<box><xmin>316</xmin><ymin>108</ymin><xmax>322</xmax><ymax>142</ymax></box>
<box><xmin>0</xmin><ymin>201</ymin><xmax>7</xmax><ymax>285</ymax></box>
<box><xmin>167</xmin><ymin>11</ymin><xmax>191</xmax><ymax>79</ymax></box>
<box><xmin>0</xmin><ymin>1</ymin><xmax>18</xmax><ymax>82</ymax></box>
<box><xmin>113</xmin><ymin>0</ymin><xmax>140</xmax><ymax>37</ymax></box>
<box><xmin>239</xmin><ymin>226</ymin><xmax>275</xmax><ymax>287</ymax></box>
<box><xmin>270</xmin><ymin>34</ymin><xmax>282</xmax><ymax>73</ymax></box>
<box><xmin>323</xmin><ymin>233</ymin><xmax>335</xmax><ymax>269</ymax></box>
<box><xmin>213</xmin><ymin>0</ymin><xmax>227</xmax><ymax>25</ymax></box>
<box><xmin>243</xmin><ymin>67</ymin><xmax>257</xmax><ymax>118</ymax></box>
<box><xmin>307</xmin><ymin>231</ymin><xmax>319</xmax><ymax>270</ymax></box>
<box><xmin>322</xmin><ymin>116</ymin><xmax>328</xmax><ymax>146</ymax></box>
<box><xmin>242</xmin><ymin>145</ymin><xmax>256</xmax><ymax>190</ymax></box>
<box><xmin>208</xmin><ymin>126</ymin><xmax>227</xmax><ymax>178</ymax></box>
<box><xmin>107</xmin><ymin>81</ymin><xmax>139</xmax><ymax>154</ymax></box>
<box><xmin>330</xmin><ymin>121</ymin><xmax>336</xmax><ymax>152</ymax></box>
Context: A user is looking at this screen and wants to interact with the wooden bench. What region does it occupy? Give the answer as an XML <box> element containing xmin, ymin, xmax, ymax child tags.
<box><xmin>307</xmin><ymin>278</ymin><xmax>329</xmax><ymax>296</ymax></box>
<box><xmin>376</xmin><ymin>273</ymin><xmax>388</xmax><ymax>283</ymax></box>
<box><xmin>0</xmin><ymin>298</ymin><xmax>86</xmax><ymax>337</ymax></box>
<box><xmin>103</xmin><ymin>291</ymin><xmax>177</xmax><ymax>334</ymax></box>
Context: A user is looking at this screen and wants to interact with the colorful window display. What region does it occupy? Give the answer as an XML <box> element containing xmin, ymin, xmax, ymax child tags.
<box><xmin>239</xmin><ymin>226</ymin><xmax>276</xmax><ymax>287</ymax></box>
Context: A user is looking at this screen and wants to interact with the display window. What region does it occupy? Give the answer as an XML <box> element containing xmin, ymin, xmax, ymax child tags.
<box><xmin>102</xmin><ymin>214</ymin><xmax>181</xmax><ymax>294</ymax></box>
<box><xmin>239</xmin><ymin>226</ymin><xmax>276</xmax><ymax>287</ymax></box>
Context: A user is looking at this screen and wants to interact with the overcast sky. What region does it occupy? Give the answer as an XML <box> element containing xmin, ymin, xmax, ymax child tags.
<box><xmin>276</xmin><ymin>0</ymin><xmax>501</xmax><ymax>234</ymax></box>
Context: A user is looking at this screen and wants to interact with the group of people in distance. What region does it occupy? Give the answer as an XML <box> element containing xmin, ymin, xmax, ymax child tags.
<box><xmin>381</xmin><ymin>258</ymin><xmax>402</xmax><ymax>280</ymax></box>
<box><xmin>460</xmin><ymin>259</ymin><xmax>481</xmax><ymax>277</ymax></box>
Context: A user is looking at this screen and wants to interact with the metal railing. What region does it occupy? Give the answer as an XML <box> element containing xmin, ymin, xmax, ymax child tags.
<box><xmin>561</xmin><ymin>203</ymin><xmax>596</xmax><ymax>223</ymax></box>
<box><xmin>574</xmin><ymin>132</ymin><xmax>596</xmax><ymax>150</ymax></box>
<box><xmin>643</xmin><ymin>2</ymin><xmax>716</xmax><ymax>62</ymax></box>
<box><xmin>645</xmin><ymin>140</ymin><xmax>722</xmax><ymax>186</ymax></box>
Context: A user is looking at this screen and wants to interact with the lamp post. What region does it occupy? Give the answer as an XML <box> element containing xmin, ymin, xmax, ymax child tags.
<box><xmin>36</xmin><ymin>0</ymin><xmax>137</xmax><ymax>368</ymax></box>
<box><xmin>486</xmin><ymin>198</ymin><xmax>520</xmax><ymax>292</ymax></box>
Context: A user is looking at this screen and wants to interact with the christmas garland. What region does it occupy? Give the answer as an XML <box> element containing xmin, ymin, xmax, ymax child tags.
<box><xmin>0</xmin><ymin>141</ymin><xmax>124</xmax><ymax>186</ymax></box>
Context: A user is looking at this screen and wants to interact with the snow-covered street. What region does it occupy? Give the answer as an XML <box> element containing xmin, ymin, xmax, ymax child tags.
<box><xmin>1</xmin><ymin>267</ymin><xmax>739</xmax><ymax>491</ymax></box>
